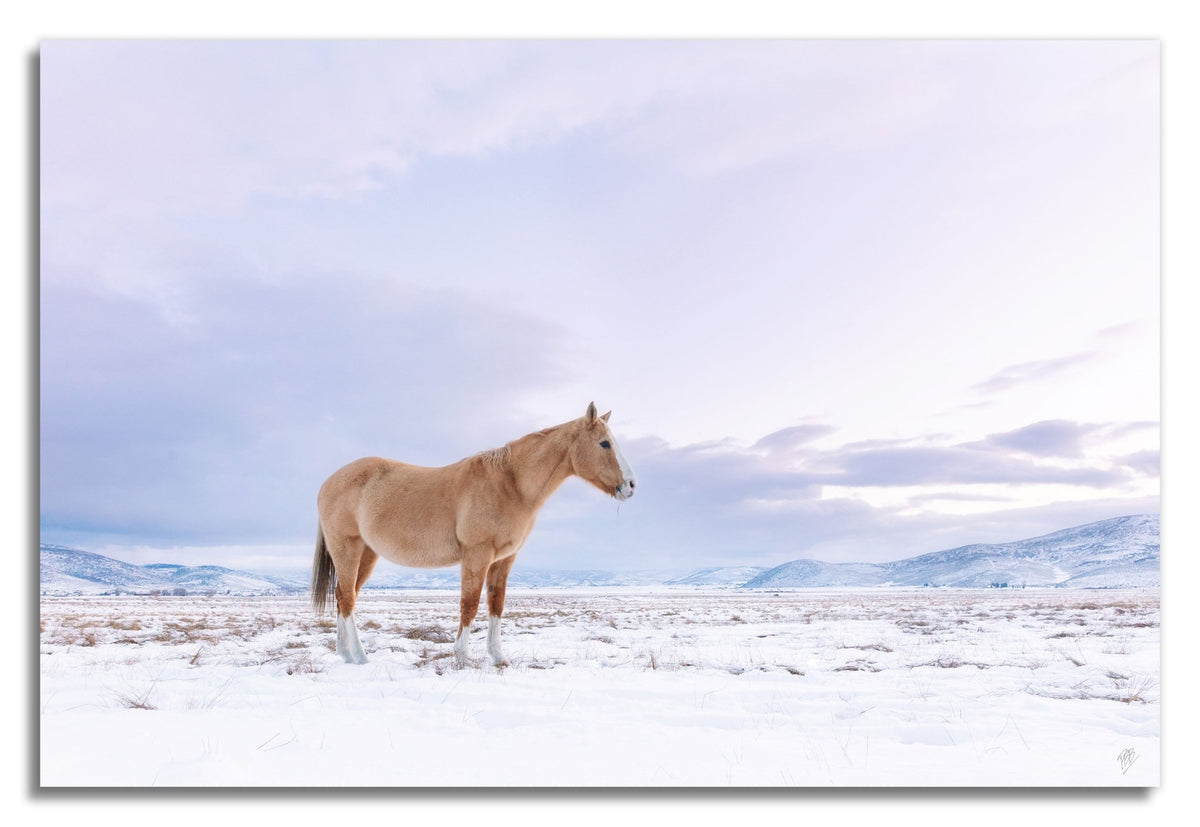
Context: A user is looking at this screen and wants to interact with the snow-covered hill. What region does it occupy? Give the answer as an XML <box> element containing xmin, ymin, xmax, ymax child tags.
<box><xmin>664</xmin><ymin>566</ymin><xmax>770</xmax><ymax>587</ymax></box>
<box><xmin>40</xmin><ymin>546</ymin><xmax>302</xmax><ymax>595</ymax></box>
<box><xmin>743</xmin><ymin>515</ymin><xmax>1159</xmax><ymax>589</ymax></box>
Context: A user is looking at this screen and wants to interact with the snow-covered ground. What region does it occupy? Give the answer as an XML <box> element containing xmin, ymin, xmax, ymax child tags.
<box><xmin>39</xmin><ymin>588</ymin><xmax>1159</xmax><ymax>787</ymax></box>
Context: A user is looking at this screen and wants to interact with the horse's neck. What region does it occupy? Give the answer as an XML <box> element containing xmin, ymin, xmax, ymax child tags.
<box><xmin>508</xmin><ymin>425</ymin><xmax>577</xmax><ymax>507</ymax></box>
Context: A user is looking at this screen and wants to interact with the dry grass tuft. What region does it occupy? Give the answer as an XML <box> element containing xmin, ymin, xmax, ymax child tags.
<box><xmin>840</xmin><ymin>642</ymin><xmax>893</xmax><ymax>652</ymax></box>
<box><xmin>1113</xmin><ymin>676</ymin><xmax>1156</xmax><ymax>704</ymax></box>
<box><xmin>286</xmin><ymin>652</ymin><xmax>325</xmax><ymax>676</ymax></box>
<box><xmin>835</xmin><ymin>659</ymin><xmax>882</xmax><ymax>672</ymax></box>
<box><xmin>113</xmin><ymin>685</ymin><xmax>156</xmax><ymax>710</ymax></box>
<box><xmin>1060</xmin><ymin>651</ymin><xmax>1086</xmax><ymax>667</ymax></box>
<box><xmin>404</xmin><ymin>625</ymin><xmax>454</xmax><ymax>643</ymax></box>
<box><xmin>914</xmin><ymin>656</ymin><xmax>990</xmax><ymax>670</ymax></box>
<box><xmin>413</xmin><ymin>646</ymin><xmax>455</xmax><ymax>669</ymax></box>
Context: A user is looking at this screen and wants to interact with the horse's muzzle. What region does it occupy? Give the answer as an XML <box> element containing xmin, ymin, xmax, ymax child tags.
<box><xmin>614</xmin><ymin>479</ymin><xmax>636</xmax><ymax>501</ymax></box>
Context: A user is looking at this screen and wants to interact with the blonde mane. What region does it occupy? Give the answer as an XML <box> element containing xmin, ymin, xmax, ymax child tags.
<box><xmin>476</xmin><ymin>445</ymin><xmax>512</xmax><ymax>468</ymax></box>
<box><xmin>476</xmin><ymin>423</ymin><xmax>567</xmax><ymax>470</ymax></box>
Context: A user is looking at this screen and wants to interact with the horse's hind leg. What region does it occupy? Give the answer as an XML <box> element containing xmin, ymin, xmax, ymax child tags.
<box><xmin>333</xmin><ymin>537</ymin><xmax>370</xmax><ymax>665</ymax></box>
<box><xmin>354</xmin><ymin>547</ymin><xmax>379</xmax><ymax>598</ymax></box>
<box><xmin>485</xmin><ymin>555</ymin><xmax>516</xmax><ymax>666</ymax></box>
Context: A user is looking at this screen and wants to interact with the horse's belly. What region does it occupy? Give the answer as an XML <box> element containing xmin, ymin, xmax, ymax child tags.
<box><xmin>370</xmin><ymin>536</ymin><xmax>462</xmax><ymax>569</ymax></box>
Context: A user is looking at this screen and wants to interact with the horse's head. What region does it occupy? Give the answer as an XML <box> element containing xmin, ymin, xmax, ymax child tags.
<box><xmin>571</xmin><ymin>402</ymin><xmax>637</xmax><ymax>501</ymax></box>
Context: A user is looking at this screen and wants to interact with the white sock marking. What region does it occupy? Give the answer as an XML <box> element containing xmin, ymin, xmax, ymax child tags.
<box><xmin>487</xmin><ymin>614</ymin><xmax>505</xmax><ymax>664</ymax></box>
<box><xmin>337</xmin><ymin>612</ymin><xmax>368</xmax><ymax>664</ymax></box>
<box><xmin>454</xmin><ymin>625</ymin><xmax>470</xmax><ymax>664</ymax></box>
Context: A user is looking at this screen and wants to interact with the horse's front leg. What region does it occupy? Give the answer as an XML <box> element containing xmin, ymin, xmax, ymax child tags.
<box><xmin>485</xmin><ymin>555</ymin><xmax>517</xmax><ymax>666</ymax></box>
<box><xmin>454</xmin><ymin>551</ymin><xmax>489</xmax><ymax>666</ymax></box>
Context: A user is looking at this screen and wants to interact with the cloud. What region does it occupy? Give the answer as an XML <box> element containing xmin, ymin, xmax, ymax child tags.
<box><xmin>973</xmin><ymin>352</ymin><xmax>1097</xmax><ymax>394</ymax></box>
<box><xmin>751</xmin><ymin>424</ymin><xmax>837</xmax><ymax>455</ymax></box>
<box><xmin>36</xmin><ymin>42</ymin><xmax>713</xmax><ymax>219</ymax></box>
<box><xmin>520</xmin><ymin>418</ymin><xmax>1151</xmax><ymax>569</ymax></box>
<box><xmin>975</xmin><ymin>420</ymin><xmax>1103</xmax><ymax>458</ymax></box>
<box><xmin>1097</xmin><ymin>320</ymin><xmax>1150</xmax><ymax>340</ymax></box>
<box><xmin>972</xmin><ymin>319</ymin><xmax>1157</xmax><ymax>399</ymax></box>
<box><xmin>39</xmin><ymin>269</ymin><xmax>572</xmax><ymax>546</ymax></box>
<box><xmin>821</xmin><ymin>441</ymin><xmax>1127</xmax><ymax>488</ymax></box>
<box><xmin>1116</xmin><ymin>450</ymin><xmax>1159</xmax><ymax>476</ymax></box>
<box><xmin>1106</xmin><ymin>421</ymin><xmax>1159</xmax><ymax>441</ymax></box>
<box><xmin>972</xmin><ymin>420</ymin><xmax>1160</xmax><ymax>468</ymax></box>
<box><xmin>42</xmin><ymin>40</ymin><xmax>1056</xmax><ymax>224</ymax></box>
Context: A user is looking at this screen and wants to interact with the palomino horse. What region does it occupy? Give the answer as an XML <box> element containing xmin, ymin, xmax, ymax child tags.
<box><xmin>312</xmin><ymin>402</ymin><xmax>636</xmax><ymax>666</ymax></box>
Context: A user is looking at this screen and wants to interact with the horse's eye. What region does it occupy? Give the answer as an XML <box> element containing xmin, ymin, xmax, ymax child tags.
<box><xmin>599</xmin><ymin>440</ymin><xmax>611</xmax><ymax>449</ymax></box>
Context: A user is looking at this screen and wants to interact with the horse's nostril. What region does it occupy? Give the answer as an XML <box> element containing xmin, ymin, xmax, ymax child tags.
<box><xmin>629</xmin><ymin>480</ymin><xmax>636</xmax><ymax>489</ymax></box>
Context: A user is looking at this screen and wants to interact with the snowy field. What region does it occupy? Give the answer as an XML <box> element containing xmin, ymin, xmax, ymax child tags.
<box><xmin>39</xmin><ymin>587</ymin><xmax>1159</xmax><ymax>787</ymax></box>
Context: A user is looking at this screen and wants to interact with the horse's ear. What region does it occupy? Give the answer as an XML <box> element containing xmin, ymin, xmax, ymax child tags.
<box><xmin>600</xmin><ymin>410</ymin><xmax>611</xmax><ymax>423</ymax></box>
<box><xmin>586</xmin><ymin>402</ymin><xmax>598</xmax><ymax>423</ymax></box>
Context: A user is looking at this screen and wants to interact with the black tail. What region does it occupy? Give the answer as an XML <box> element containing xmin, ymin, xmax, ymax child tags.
<box><xmin>311</xmin><ymin>525</ymin><xmax>335</xmax><ymax>615</ymax></box>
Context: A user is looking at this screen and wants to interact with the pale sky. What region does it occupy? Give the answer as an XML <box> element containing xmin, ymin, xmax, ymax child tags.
<box><xmin>39</xmin><ymin>39</ymin><xmax>1159</xmax><ymax>573</ymax></box>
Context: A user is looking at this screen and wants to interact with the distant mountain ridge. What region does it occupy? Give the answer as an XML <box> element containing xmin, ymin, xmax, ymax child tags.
<box><xmin>38</xmin><ymin>544</ymin><xmax>688</xmax><ymax>594</ymax></box>
<box><xmin>39</xmin><ymin>545</ymin><xmax>302</xmax><ymax>595</ymax></box>
<box><xmin>40</xmin><ymin>514</ymin><xmax>1159</xmax><ymax>594</ymax></box>
<box><xmin>743</xmin><ymin>515</ymin><xmax>1159</xmax><ymax>589</ymax></box>
<box><xmin>664</xmin><ymin>566</ymin><xmax>771</xmax><ymax>586</ymax></box>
